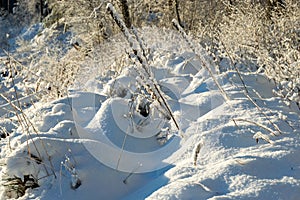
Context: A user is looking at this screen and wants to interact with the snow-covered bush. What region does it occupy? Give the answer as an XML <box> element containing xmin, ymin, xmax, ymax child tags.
<box><xmin>1</xmin><ymin>1</ymin><xmax>300</xmax><ymax>199</ymax></box>
<box><xmin>196</xmin><ymin>0</ymin><xmax>300</xmax><ymax>108</ymax></box>
<box><xmin>2</xmin><ymin>0</ymin><xmax>299</xmax><ymax>108</ymax></box>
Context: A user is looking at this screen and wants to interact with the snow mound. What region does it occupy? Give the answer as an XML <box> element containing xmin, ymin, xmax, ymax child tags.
<box><xmin>1</xmin><ymin>28</ymin><xmax>300</xmax><ymax>199</ymax></box>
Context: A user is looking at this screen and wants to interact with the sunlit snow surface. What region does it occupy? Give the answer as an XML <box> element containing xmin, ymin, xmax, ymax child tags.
<box><xmin>0</xmin><ymin>25</ymin><xmax>300</xmax><ymax>200</ymax></box>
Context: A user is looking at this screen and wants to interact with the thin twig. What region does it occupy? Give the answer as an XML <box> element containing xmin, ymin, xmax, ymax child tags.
<box><xmin>172</xmin><ymin>19</ymin><xmax>229</xmax><ymax>101</ymax></box>
<box><xmin>107</xmin><ymin>3</ymin><xmax>180</xmax><ymax>131</ymax></box>
<box><xmin>233</xmin><ymin>118</ymin><xmax>278</xmax><ymax>136</ymax></box>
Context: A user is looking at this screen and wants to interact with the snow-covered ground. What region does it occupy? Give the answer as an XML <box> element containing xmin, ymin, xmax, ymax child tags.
<box><xmin>0</xmin><ymin>22</ymin><xmax>300</xmax><ymax>200</ymax></box>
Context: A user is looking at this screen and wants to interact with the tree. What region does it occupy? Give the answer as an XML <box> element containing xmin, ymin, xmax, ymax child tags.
<box><xmin>119</xmin><ymin>0</ymin><xmax>131</xmax><ymax>28</ymax></box>
<box><xmin>0</xmin><ymin>0</ymin><xmax>16</xmax><ymax>13</ymax></box>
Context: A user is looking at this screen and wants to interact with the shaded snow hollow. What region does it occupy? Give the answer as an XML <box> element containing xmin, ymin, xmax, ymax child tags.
<box><xmin>0</xmin><ymin>28</ymin><xmax>300</xmax><ymax>200</ymax></box>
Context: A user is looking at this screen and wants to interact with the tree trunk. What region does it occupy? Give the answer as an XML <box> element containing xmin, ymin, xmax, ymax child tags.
<box><xmin>0</xmin><ymin>0</ymin><xmax>16</xmax><ymax>13</ymax></box>
<box><xmin>119</xmin><ymin>0</ymin><xmax>131</xmax><ymax>28</ymax></box>
<box><xmin>1</xmin><ymin>0</ymin><xmax>8</xmax><ymax>12</ymax></box>
<box><xmin>40</xmin><ymin>0</ymin><xmax>43</xmax><ymax>17</ymax></box>
<box><xmin>174</xmin><ymin>0</ymin><xmax>183</xmax><ymax>28</ymax></box>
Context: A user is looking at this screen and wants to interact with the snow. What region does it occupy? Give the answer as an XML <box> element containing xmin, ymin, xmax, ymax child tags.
<box><xmin>1</xmin><ymin>23</ymin><xmax>300</xmax><ymax>200</ymax></box>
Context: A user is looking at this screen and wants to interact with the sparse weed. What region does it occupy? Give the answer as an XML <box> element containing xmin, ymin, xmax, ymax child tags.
<box><xmin>3</xmin><ymin>174</ymin><xmax>39</xmax><ymax>199</ymax></box>
<box><xmin>0</xmin><ymin>0</ymin><xmax>299</xmax><ymax>198</ymax></box>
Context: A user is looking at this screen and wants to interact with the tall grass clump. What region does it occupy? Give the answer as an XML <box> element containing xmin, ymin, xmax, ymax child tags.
<box><xmin>194</xmin><ymin>0</ymin><xmax>300</xmax><ymax>109</ymax></box>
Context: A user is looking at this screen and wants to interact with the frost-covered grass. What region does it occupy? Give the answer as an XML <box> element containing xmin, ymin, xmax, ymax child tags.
<box><xmin>0</xmin><ymin>1</ymin><xmax>300</xmax><ymax>199</ymax></box>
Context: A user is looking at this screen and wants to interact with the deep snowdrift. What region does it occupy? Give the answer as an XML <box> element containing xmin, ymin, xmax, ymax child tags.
<box><xmin>0</xmin><ymin>25</ymin><xmax>300</xmax><ymax>200</ymax></box>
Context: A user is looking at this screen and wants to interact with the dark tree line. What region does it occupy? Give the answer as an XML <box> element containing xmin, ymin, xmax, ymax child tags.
<box><xmin>0</xmin><ymin>0</ymin><xmax>16</xmax><ymax>13</ymax></box>
<box><xmin>1</xmin><ymin>0</ymin><xmax>50</xmax><ymax>22</ymax></box>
